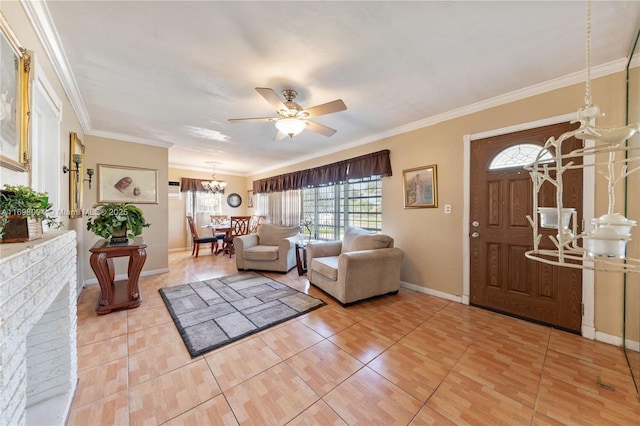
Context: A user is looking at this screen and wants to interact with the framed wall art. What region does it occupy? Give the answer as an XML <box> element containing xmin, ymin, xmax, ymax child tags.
<box><xmin>247</xmin><ymin>190</ymin><xmax>254</xmax><ymax>208</ymax></box>
<box><xmin>97</xmin><ymin>164</ymin><xmax>158</xmax><ymax>204</ymax></box>
<box><xmin>403</xmin><ymin>164</ymin><xmax>438</xmax><ymax>208</ymax></box>
<box><xmin>0</xmin><ymin>13</ymin><xmax>31</xmax><ymax>172</ymax></box>
<box><xmin>69</xmin><ymin>132</ymin><xmax>85</xmax><ymax>218</ymax></box>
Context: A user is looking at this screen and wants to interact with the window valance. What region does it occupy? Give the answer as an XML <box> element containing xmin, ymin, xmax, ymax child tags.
<box><xmin>252</xmin><ymin>149</ymin><xmax>392</xmax><ymax>194</ymax></box>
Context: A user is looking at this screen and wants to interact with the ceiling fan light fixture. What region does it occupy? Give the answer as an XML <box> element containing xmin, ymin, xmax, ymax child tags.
<box><xmin>275</xmin><ymin>118</ymin><xmax>307</xmax><ymax>137</ymax></box>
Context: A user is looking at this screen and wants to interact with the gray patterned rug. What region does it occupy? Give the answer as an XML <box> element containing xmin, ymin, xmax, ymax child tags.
<box><xmin>159</xmin><ymin>271</ymin><xmax>325</xmax><ymax>357</ymax></box>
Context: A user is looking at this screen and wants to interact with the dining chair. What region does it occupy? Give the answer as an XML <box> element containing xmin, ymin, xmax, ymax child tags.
<box><xmin>249</xmin><ymin>215</ymin><xmax>266</xmax><ymax>233</ymax></box>
<box><xmin>209</xmin><ymin>215</ymin><xmax>229</xmax><ymax>241</ymax></box>
<box><xmin>222</xmin><ymin>216</ymin><xmax>251</xmax><ymax>257</ymax></box>
<box><xmin>186</xmin><ymin>215</ymin><xmax>219</xmax><ymax>257</ymax></box>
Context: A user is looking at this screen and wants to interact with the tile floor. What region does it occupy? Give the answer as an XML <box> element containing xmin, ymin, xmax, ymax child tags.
<box><xmin>67</xmin><ymin>251</ymin><xmax>639</xmax><ymax>425</ymax></box>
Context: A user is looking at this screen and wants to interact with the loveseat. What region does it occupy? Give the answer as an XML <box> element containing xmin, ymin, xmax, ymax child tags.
<box><xmin>306</xmin><ymin>227</ymin><xmax>404</xmax><ymax>305</ymax></box>
<box><xmin>234</xmin><ymin>223</ymin><xmax>300</xmax><ymax>273</ymax></box>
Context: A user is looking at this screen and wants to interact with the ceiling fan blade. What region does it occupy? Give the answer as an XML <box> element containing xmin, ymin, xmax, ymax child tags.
<box><xmin>255</xmin><ymin>87</ymin><xmax>287</xmax><ymax>111</ymax></box>
<box><xmin>304</xmin><ymin>99</ymin><xmax>347</xmax><ymax>117</ymax></box>
<box><xmin>228</xmin><ymin>117</ymin><xmax>276</xmax><ymax>123</ymax></box>
<box><xmin>306</xmin><ymin>120</ymin><xmax>337</xmax><ymax>137</ymax></box>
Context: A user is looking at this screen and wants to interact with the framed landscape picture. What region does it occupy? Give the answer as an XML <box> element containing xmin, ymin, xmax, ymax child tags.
<box><xmin>97</xmin><ymin>164</ymin><xmax>158</xmax><ymax>204</ymax></box>
<box><xmin>403</xmin><ymin>164</ymin><xmax>438</xmax><ymax>208</ymax></box>
<box><xmin>0</xmin><ymin>13</ymin><xmax>30</xmax><ymax>172</ymax></box>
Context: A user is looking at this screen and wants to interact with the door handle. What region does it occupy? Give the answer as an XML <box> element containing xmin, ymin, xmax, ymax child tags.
<box><xmin>470</xmin><ymin>232</ymin><xmax>480</xmax><ymax>239</ymax></box>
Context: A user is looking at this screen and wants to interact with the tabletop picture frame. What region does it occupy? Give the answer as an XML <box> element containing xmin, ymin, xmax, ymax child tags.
<box><xmin>0</xmin><ymin>13</ymin><xmax>31</xmax><ymax>172</ymax></box>
<box><xmin>403</xmin><ymin>164</ymin><xmax>438</xmax><ymax>208</ymax></box>
<box><xmin>97</xmin><ymin>164</ymin><xmax>158</xmax><ymax>204</ymax></box>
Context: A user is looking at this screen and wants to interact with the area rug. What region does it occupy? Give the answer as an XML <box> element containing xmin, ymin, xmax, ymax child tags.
<box><xmin>159</xmin><ymin>271</ymin><xmax>325</xmax><ymax>358</ymax></box>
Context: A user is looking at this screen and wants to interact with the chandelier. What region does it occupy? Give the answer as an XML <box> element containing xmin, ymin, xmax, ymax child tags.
<box><xmin>203</xmin><ymin>162</ymin><xmax>227</xmax><ymax>193</ymax></box>
<box><xmin>524</xmin><ymin>0</ymin><xmax>640</xmax><ymax>273</ymax></box>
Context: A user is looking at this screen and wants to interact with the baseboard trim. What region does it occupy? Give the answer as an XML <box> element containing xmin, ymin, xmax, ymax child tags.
<box><xmin>400</xmin><ymin>281</ymin><xmax>462</xmax><ymax>303</ymax></box>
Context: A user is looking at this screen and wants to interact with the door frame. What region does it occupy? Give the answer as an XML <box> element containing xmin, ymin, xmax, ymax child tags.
<box><xmin>462</xmin><ymin>113</ymin><xmax>596</xmax><ymax>339</ymax></box>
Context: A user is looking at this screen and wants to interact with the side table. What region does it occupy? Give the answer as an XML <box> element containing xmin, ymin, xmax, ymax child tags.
<box><xmin>295</xmin><ymin>240</ymin><xmax>317</xmax><ymax>276</ymax></box>
<box><xmin>89</xmin><ymin>237</ymin><xmax>147</xmax><ymax>315</ymax></box>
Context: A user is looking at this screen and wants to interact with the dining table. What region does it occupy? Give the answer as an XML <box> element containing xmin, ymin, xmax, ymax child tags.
<box><xmin>202</xmin><ymin>222</ymin><xmax>231</xmax><ymax>254</ymax></box>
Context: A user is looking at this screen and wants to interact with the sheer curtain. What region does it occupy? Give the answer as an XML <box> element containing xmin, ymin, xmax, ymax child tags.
<box><xmin>182</xmin><ymin>177</ymin><xmax>223</xmax><ymax>251</ymax></box>
<box><xmin>256</xmin><ymin>190</ymin><xmax>301</xmax><ymax>226</ymax></box>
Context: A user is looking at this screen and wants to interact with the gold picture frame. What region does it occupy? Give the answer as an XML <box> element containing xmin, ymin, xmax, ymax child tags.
<box><xmin>0</xmin><ymin>12</ymin><xmax>31</xmax><ymax>172</ymax></box>
<box><xmin>403</xmin><ymin>164</ymin><xmax>438</xmax><ymax>208</ymax></box>
<box><xmin>69</xmin><ymin>132</ymin><xmax>85</xmax><ymax>218</ymax></box>
<box><xmin>247</xmin><ymin>190</ymin><xmax>254</xmax><ymax>208</ymax></box>
<box><xmin>98</xmin><ymin>164</ymin><xmax>158</xmax><ymax>204</ymax></box>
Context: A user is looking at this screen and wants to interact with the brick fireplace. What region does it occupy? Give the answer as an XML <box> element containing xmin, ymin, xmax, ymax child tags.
<box><xmin>0</xmin><ymin>231</ymin><xmax>78</xmax><ymax>425</ymax></box>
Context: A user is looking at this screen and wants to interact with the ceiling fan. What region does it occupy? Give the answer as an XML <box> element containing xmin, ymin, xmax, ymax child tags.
<box><xmin>228</xmin><ymin>87</ymin><xmax>347</xmax><ymax>139</ymax></box>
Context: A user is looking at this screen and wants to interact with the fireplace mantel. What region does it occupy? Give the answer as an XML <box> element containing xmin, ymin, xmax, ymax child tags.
<box><xmin>0</xmin><ymin>231</ymin><xmax>78</xmax><ymax>425</ymax></box>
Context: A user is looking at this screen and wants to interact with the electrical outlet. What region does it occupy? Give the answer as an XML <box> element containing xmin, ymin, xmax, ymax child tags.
<box><xmin>444</xmin><ymin>204</ymin><xmax>452</xmax><ymax>214</ymax></box>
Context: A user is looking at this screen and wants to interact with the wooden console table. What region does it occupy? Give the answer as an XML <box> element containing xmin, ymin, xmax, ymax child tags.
<box><xmin>89</xmin><ymin>238</ymin><xmax>147</xmax><ymax>315</ymax></box>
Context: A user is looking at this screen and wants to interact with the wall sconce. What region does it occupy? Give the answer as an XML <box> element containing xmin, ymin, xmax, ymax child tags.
<box><xmin>63</xmin><ymin>154</ymin><xmax>94</xmax><ymax>189</ymax></box>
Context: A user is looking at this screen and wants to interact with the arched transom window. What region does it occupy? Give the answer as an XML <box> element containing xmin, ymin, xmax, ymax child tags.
<box><xmin>489</xmin><ymin>143</ymin><xmax>553</xmax><ymax>170</ymax></box>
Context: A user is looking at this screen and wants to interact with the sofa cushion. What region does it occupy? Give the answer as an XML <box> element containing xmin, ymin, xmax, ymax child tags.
<box><xmin>243</xmin><ymin>245</ymin><xmax>279</xmax><ymax>261</ymax></box>
<box><xmin>311</xmin><ymin>256</ymin><xmax>339</xmax><ymax>281</ymax></box>
<box><xmin>257</xmin><ymin>224</ymin><xmax>300</xmax><ymax>246</ymax></box>
<box><xmin>341</xmin><ymin>226</ymin><xmax>393</xmax><ymax>253</ymax></box>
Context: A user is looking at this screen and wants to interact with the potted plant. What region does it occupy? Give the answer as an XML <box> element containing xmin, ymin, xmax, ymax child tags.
<box><xmin>0</xmin><ymin>184</ymin><xmax>61</xmax><ymax>242</ymax></box>
<box><xmin>86</xmin><ymin>202</ymin><xmax>150</xmax><ymax>244</ymax></box>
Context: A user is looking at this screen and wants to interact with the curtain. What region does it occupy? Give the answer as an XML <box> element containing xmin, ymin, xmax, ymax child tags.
<box><xmin>252</xmin><ymin>149</ymin><xmax>392</xmax><ymax>194</ymax></box>
<box><xmin>262</xmin><ymin>190</ymin><xmax>301</xmax><ymax>226</ymax></box>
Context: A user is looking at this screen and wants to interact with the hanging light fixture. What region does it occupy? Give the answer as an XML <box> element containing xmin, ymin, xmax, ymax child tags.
<box><xmin>203</xmin><ymin>162</ymin><xmax>227</xmax><ymax>193</ymax></box>
<box><xmin>275</xmin><ymin>118</ymin><xmax>307</xmax><ymax>138</ymax></box>
<box><xmin>524</xmin><ymin>0</ymin><xmax>640</xmax><ymax>273</ymax></box>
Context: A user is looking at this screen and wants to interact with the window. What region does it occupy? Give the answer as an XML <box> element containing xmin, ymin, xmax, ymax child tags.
<box><xmin>302</xmin><ymin>176</ymin><xmax>383</xmax><ymax>241</ymax></box>
<box><xmin>489</xmin><ymin>143</ymin><xmax>553</xmax><ymax>170</ymax></box>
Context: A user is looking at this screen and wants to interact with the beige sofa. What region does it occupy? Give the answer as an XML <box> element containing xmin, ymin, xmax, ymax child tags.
<box><xmin>307</xmin><ymin>227</ymin><xmax>404</xmax><ymax>305</ymax></box>
<box><xmin>234</xmin><ymin>223</ymin><xmax>300</xmax><ymax>273</ymax></box>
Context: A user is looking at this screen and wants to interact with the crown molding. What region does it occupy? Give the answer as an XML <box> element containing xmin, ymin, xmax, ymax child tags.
<box><xmin>21</xmin><ymin>0</ymin><xmax>92</xmax><ymax>133</ymax></box>
<box><xmin>89</xmin><ymin>130</ymin><xmax>174</xmax><ymax>149</ymax></box>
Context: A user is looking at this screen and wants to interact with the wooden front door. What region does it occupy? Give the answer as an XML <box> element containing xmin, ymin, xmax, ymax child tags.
<box><xmin>469</xmin><ymin>122</ymin><xmax>583</xmax><ymax>333</ymax></box>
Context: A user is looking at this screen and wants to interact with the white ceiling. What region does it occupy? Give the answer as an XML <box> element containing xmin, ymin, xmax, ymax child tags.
<box><xmin>29</xmin><ymin>1</ymin><xmax>640</xmax><ymax>175</ymax></box>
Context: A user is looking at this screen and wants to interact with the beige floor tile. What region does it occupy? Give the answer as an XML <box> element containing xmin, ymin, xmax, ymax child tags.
<box><xmin>328</xmin><ymin>322</ymin><xmax>395</xmax><ymax>364</ymax></box>
<box><xmin>76</xmin><ymin>309</ymin><xmax>128</xmax><ymax>346</ymax></box>
<box><xmin>205</xmin><ymin>336</ymin><xmax>282</xmax><ymax>391</ymax></box>
<box><xmin>127</xmin><ymin>319</ymin><xmax>183</xmax><ymax>355</ymax></box>
<box><xmin>77</xmin><ymin>334</ymin><xmax>128</xmax><ymax>370</ymax></box>
<box><xmin>288</xmin><ymin>400</ymin><xmax>348</xmax><ymax>426</ymax></box>
<box><xmin>549</xmin><ymin>329</ymin><xmax>631</xmax><ymax>375</ymax></box>
<box><xmin>409</xmin><ymin>405</ymin><xmax>458</xmax><ymax>426</ymax></box>
<box><xmin>298</xmin><ymin>305</ymin><xmax>357</xmax><ymax>338</ymax></box>
<box><xmin>260</xmin><ymin>319</ymin><xmax>324</xmax><ymax>359</ymax></box>
<box><xmin>129</xmin><ymin>359</ymin><xmax>221</xmax><ymax>425</ymax></box>
<box><xmin>66</xmin><ymin>389</ymin><xmax>129</xmax><ymax>426</ymax></box>
<box><xmin>163</xmin><ymin>394</ymin><xmax>238</xmax><ymax>426</ymax></box>
<box><xmin>534</xmin><ymin>375</ymin><xmax>640</xmax><ymax>425</ymax></box>
<box><xmin>66</xmin><ymin>250</ymin><xmax>640</xmax><ymax>425</ymax></box>
<box><xmin>72</xmin><ymin>357</ymin><xmax>128</xmax><ymax>408</ymax></box>
<box><xmin>224</xmin><ymin>362</ymin><xmax>319</xmax><ymax>425</ymax></box>
<box><xmin>286</xmin><ymin>339</ymin><xmax>364</xmax><ymax>396</ymax></box>
<box><xmin>126</xmin><ymin>299</ymin><xmax>173</xmax><ymax>332</ymax></box>
<box><xmin>324</xmin><ymin>366</ymin><xmax>422</xmax><ymax>425</ymax></box>
<box><xmin>368</xmin><ymin>342</ymin><xmax>447</xmax><ymax>402</ymax></box>
<box><xmin>426</xmin><ymin>370</ymin><xmax>533</xmax><ymax>426</ymax></box>
<box><xmin>451</xmin><ymin>345</ymin><xmax>542</xmax><ymax>408</ymax></box>
<box><xmin>542</xmin><ymin>349</ymin><xmax>639</xmax><ymax>409</ymax></box>
<box><xmin>128</xmin><ymin>340</ymin><xmax>197</xmax><ymax>386</ymax></box>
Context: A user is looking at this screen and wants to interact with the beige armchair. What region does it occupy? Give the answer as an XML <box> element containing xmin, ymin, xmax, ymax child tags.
<box><xmin>234</xmin><ymin>223</ymin><xmax>300</xmax><ymax>272</ymax></box>
<box><xmin>307</xmin><ymin>227</ymin><xmax>404</xmax><ymax>305</ymax></box>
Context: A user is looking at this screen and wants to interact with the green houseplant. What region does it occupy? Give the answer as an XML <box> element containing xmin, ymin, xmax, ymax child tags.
<box><xmin>0</xmin><ymin>184</ymin><xmax>61</xmax><ymax>242</ymax></box>
<box><xmin>86</xmin><ymin>202</ymin><xmax>150</xmax><ymax>243</ymax></box>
